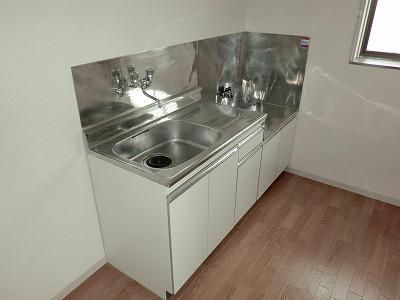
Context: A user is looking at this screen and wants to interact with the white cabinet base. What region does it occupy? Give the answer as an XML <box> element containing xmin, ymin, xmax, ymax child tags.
<box><xmin>258</xmin><ymin>133</ymin><xmax>280</xmax><ymax>199</ymax></box>
<box><xmin>208</xmin><ymin>151</ymin><xmax>238</xmax><ymax>254</ymax></box>
<box><xmin>235</xmin><ymin>147</ymin><xmax>262</xmax><ymax>224</ymax></box>
<box><xmin>169</xmin><ymin>176</ymin><xmax>209</xmax><ymax>292</ymax></box>
<box><xmin>88</xmin><ymin>155</ymin><xmax>172</xmax><ymax>298</ymax></box>
<box><xmin>276</xmin><ymin>118</ymin><xmax>297</xmax><ymax>176</ymax></box>
<box><xmin>87</xmin><ymin>118</ymin><xmax>299</xmax><ymax>298</ymax></box>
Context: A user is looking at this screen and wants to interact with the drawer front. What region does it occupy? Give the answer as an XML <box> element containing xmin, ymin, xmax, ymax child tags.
<box><xmin>238</xmin><ymin>127</ymin><xmax>264</xmax><ymax>161</ymax></box>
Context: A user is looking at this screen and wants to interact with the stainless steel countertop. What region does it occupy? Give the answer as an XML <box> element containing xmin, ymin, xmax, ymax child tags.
<box><xmin>207</xmin><ymin>98</ymin><xmax>298</xmax><ymax>140</ymax></box>
<box><xmin>89</xmin><ymin>97</ymin><xmax>297</xmax><ymax>188</ymax></box>
<box><xmin>91</xmin><ymin>100</ymin><xmax>267</xmax><ymax>187</ymax></box>
<box><xmin>236</xmin><ymin>102</ymin><xmax>298</xmax><ymax>140</ymax></box>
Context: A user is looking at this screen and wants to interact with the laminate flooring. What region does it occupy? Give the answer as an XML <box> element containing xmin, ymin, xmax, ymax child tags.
<box><xmin>65</xmin><ymin>172</ymin><xmax>400</xmax><ymax>300</ymax></box>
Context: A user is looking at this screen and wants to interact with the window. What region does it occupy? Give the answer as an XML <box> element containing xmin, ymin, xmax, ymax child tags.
<box><xmin>351</xmin><ymin>0</ymin><xmax>400</xmax><ymax>69</ymax></box>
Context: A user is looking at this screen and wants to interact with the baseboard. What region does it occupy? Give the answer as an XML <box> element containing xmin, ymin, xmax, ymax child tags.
<box><xmin>286</xmin><ymin>167</ymin><xmax>400</xmax><ymax>207</ymax></box>
<box><xmin>51</xmin><ymin>256</ymin><xmax>107</xmax><ymax>299</ymax></box>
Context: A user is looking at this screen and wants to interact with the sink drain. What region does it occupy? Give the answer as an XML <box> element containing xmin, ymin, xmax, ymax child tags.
<box><xmin>145</xmin><ymin>155</ymin><xmax>173</xmax><ymax>168</ymax></box>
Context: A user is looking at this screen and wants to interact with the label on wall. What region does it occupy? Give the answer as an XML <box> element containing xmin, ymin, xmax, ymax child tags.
<box><xmin>300</xmin><ymin>37</ymin><xmax>310</xmax><ymax>49</ymax></box>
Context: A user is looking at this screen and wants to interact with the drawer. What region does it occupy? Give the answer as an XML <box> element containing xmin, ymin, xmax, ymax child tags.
<box><xmin>238</xmin><ymin>126</ymin><xmax>264</xmax><ymax>161</ymax></box>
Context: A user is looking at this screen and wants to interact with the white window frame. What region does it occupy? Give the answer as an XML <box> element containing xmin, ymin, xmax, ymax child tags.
<box><xmin>350</xmin><ymin>0</ymin><xmax>400</xmax><ymax>70</ymax></box>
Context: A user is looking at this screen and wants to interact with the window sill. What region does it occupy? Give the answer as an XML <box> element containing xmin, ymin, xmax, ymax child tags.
<box><xmin>350</xmin><ymin>56</ymin><xmax>400</xmax><ymax>70</ymax></box>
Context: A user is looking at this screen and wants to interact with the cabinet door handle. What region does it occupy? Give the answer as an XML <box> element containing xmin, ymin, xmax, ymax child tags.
<box><xmin>167</xmin><ymin>147</ymin><xmax>238</xmax><ymax>203</ymax></box>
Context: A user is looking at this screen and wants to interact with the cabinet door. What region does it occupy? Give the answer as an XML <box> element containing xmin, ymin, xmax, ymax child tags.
<box><xmin>276</xmin><ymin>118</ymin><xmax>297</xmax><ymax>176</ymax></box>
<box><xmin>208</xmin><ymin>150</ymin><xmax>238</xmax><ymax>254</ymax></box>
<box><xmin>257</xmin><ymin>132</ymin><xmax>280</xmax><ymax>199</ymax></box>
<box><xmin>235</xmin><ymin>147</ymin><xmax>262</xmax><ymax>224</ymax></box>
<box><xmin>169</xmin><ymin>176</ymin><xmax>209</xmax><ymax>292</ymax></box>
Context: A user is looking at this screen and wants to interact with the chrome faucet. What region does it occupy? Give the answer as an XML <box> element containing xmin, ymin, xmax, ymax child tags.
<box><xmin>111</xmin><ymin>65</ymin><xmax>163</xmax><ymax>108</ymax></box>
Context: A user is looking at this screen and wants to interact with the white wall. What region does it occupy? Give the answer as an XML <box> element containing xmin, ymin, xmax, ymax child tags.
<box><xmin>246</xmin><ymin>0</ymin><xmax>400</xmax><ymax>204</ymax></box>
<box><xmin>5</xmin><ymin>0</ymin><xmax>398</xmax><ymax>298</ymax></box>
<box><xmin>0</xmin><ymin>1</ymin><xmax>246</xmax><ymax>299</ymax></box>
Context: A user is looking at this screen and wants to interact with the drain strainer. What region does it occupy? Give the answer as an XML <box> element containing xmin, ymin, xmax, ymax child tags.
<box><xmin>145</xmin><ymin>155</ymin><xmax>173</xmax><ymax>168</ymax></box>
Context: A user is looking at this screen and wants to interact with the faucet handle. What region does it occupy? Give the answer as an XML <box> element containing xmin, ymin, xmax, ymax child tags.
<box><xmin>145</xmin><ymin>67</ymin><xmax>155</xmax><ymax>79</ymax></box>
<box><xmin>127</xmin><ymin>64</ymin><xmax>139</xmax><ymax>83</ymax></box>
<box><xmin>127</xmin><ymin>64</ymin><xmax>136</xmax><ymax>74</ymax></box>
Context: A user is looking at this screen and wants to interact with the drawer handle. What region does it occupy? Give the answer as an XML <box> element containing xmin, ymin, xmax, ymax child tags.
<box><xmin>238</xmin><ymin>126</ymin><xmax>264</xmax><ymax>148</ymax></box>
<box><xmin>238</xmin><ymin>144</ymin><xmax>262</xmax><ymax>167</ymax></box>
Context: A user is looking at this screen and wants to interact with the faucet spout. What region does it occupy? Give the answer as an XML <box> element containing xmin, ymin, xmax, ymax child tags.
<box><xmin>141</xmin><ymin>88</ymin><xmax>163</xmax><ymax>108</ymax></box>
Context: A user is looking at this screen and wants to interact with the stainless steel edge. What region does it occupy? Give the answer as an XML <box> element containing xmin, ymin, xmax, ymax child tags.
<box><xmin>262</xmin><ymin>112</ymin><xmax>297</xmax><ymax>144</ymax></box>
<box><xmin>88</xmin><ymin>149</ymin><xmax>167</xmax><ymax>182</ymax></box>
<box><xmin>237</xmin><ymin>145</ymin><xmax>262</xmax><ymax>167</ymax></box>
<box><xmin>166</xmin><ymin>203</ymin><xmax>175</xmax><ymax>294</ymax></box>
<box><xmin>167</xmin><ymin>147</ymin><xmax>238</xmax><ymax>203</ymax></box>
<box><xmin>237</xmin><ymin>126</ymin><xmax>264</xmax><ymax>148</ymax></box>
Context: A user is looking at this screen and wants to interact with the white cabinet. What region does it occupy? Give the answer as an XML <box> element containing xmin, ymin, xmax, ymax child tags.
<box><xmin>168</xmin><ymin>118</ymin><xmax>296</xmax><ymax>292</ymax></box>
<box><xmin>276</xmin><ymin>118</ymin><xmax>297</xmax><ymax>176</ymax></box>
<box><xmin>257</xmin><ymin>132</ymin><xmax>280</xmax><ymax>199</ymax></box>
<box><xmin>235</xmin><ymin>147</ymin><xmax>262</xmax><ymax>224</ymax></box>
<box><xmin>169</xmin><ymin>176</ymin><xmax>209</xmax><ymax>292</ymax></box>
<box><xmin>90</xmin><ymin>117</ymin><xmax>298</xmax><ymax>298</ymax></box>
<box><xmin>208</xmin><ymin>150</ymin><xmax>238</xmax><ymax>254</ymax></box>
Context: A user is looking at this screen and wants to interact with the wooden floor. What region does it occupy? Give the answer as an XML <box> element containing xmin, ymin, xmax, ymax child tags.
<box><xmin>65</xmin><ymin>173</ymin><xmax>400</xmax><ymax>300</ymax></box>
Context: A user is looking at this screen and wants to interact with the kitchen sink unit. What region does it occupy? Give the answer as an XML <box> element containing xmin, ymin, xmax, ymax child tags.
<box><xmin>71</xmin><ymin>32</ymin><xmax>308</xmax><ymax>298</ymax></box>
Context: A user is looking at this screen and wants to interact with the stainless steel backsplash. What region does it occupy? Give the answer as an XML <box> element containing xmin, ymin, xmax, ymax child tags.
<box><xmin>71</xmin><ymin>42</ymin><xmax>198</xmax><ymax>130</ymax></box>
<box><xmin>241</xmin><ymin>32</ymin><xmax>308</xmax><ymax>107</ymax></box>
<box><xmin>71</xmin><ymin>32</ymin><xmax>309</xmax><ymax>130</ymax></box>
<box><xmin>198</xmin><ymin>32</ymin><xmax>244</xmax><ymax>102</ymax></box>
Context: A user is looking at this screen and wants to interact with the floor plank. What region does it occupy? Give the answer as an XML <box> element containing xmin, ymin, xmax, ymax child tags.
<box><xmin>65</xmin><ymin>173</ymin><xmax>400</xmax><ymax>300</ymax></box>
<box><xmin>314</xmin><ymin>285</ymin><xmax>332</xmax><ymax>300</ymax></box>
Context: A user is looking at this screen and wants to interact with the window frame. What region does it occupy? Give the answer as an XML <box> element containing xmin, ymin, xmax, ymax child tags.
<box><xmin>350</xmin><ymin>0</ymin><xmax>400</xmax><ymax>69</ymax></box>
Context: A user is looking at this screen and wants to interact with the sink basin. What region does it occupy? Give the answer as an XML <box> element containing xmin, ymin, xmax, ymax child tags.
<box><xmin>112</xmin><ymin>120</ymin><xmax>222</xmax><ymax>169</ymax></box>
<box><xmin>92</xmin><ymin>101</ymin><xmax>267</xmax><ymax>186</ymax></box>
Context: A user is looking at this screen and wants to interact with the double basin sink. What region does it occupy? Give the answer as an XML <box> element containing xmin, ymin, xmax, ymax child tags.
<box><xmin>92</xmin><ymin>101</ymin><xmax>266</xmax><ymax>186</ymax></box>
